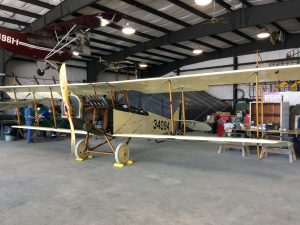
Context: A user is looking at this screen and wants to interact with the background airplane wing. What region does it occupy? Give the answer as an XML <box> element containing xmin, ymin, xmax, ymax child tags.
<box><xmin>0</xmin><ymin>84</ymin><xmax>62</xmax><ymax>99</ymax></box>
<box><xmin>25</xmin><ymin>13</ymin><xmax>122</xmax><ymax>38</ymax></box>
<box><xmin>0</xmin><ymin>100</ymin><xmax>38</xmax><ymax>111</ymax></box>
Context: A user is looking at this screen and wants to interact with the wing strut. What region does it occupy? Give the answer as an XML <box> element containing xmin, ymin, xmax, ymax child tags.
<box><xmin>181</xmin><ymin>88</ymin><xmax>186</xmax><ymax>135</ymax></box>
<box><xmin>45</xmin><ymin>24</ymin><xmax>76</xmax><ymax>60</ymax></box>
<box><xmin>168</xmin><ymin>80</ymin><xmax>174</xmax><ymax>134</ymax></box>
<box><xmin>49</xmin><ymin>88</ymin><xmax>57</xmax><ymax>128</ymax></box>
<box><xmin>12</xmin><ymin>76</ymin><xmax>23</xmax><ymax>137</ymax></box>
<box><xmin>92</xmin><ymin>85</ymin><xmax>97</xmax><ymax>125</ymax></box>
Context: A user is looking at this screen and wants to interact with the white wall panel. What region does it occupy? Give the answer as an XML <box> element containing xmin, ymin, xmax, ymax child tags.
<box><xmin>97</xmin><ymin>72</ymin><xmax>134</xmax><ymax>82</ymax></box>
<box><xmin>4</xmin><ymin>60</ymin><xmax>86</xmax><ymax>86</ymax></box>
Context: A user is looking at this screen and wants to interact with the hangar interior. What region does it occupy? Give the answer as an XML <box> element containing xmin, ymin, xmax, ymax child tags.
<box><xmin>0</xmin><ymin>0</ymin><xmax>300</xmax><ymax>225</ymax></box>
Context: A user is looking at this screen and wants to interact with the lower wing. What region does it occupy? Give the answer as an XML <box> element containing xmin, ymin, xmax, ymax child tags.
<box><xmin>12</xmin><ymin>125</ymin><xmax>87</xmax><ymax>135</ymax></box>
<box><xmin>112</xmin><ymin>134</ymin><xmax>282</xmax><ymax>145</ymax></box>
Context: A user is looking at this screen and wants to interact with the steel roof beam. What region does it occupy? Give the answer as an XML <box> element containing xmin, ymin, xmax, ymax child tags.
<box><xmin>168</xmin><ymin>0</ymin><xmax>254</xmax><ymax>43</ymax></box>
<box><xmin>91</xmin><ymin>4</ymin><xmax>214</xmax><ymax>54</ymax></box>
<box><xmin>104</xmin><ymin>0</ymin><xmax>300</xmax><ymax>62</ymax></box>
<box><xmin>144</xmin><ymin>33</ymin><xmax>300</xmax><ymax>77</ymax></box>
<box><xmin>25</xmin><ymin>0</ymin><xmax>100</xmax><ymax>32</ymax></box>
<box><xmin>242</xmin><ymin>0</ymin><xmax>287</xmax><ymax>33</ymax></box>
<box><xmin>215</xmin><ymin>0</ymin><xmax>233</xmax><ymax>11</ymax></box>
<box><xmin>19</xmin><ymin>0</ymin><xmax>55</xmax><ymax>10</ymax></box>
<box><xmin>70</xmin><ymin>11</ymin><xmax>190</xmax><ymax>59</ymax></box>
<box><xmin>0</xmin><ymin>5</ymin><xmax>40</xmax><ymax>18</ymax></box>
<box><xmin>0</xmin><ymin>16</ymin><xmax>29</xmax><ymax>27</ymax></box>
<box><xmin>122</xmin><ymin>0</ymin><xmax>227</xmax><ymax>51</ymax></box>
<box><xmin>92</xmin><ymin>25</ymin><xmax>191</xmax><ymax>58</ymax></box>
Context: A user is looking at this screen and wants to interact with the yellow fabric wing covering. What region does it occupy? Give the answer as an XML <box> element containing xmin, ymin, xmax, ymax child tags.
<box><xmin>1</xmin><ymin>64</ymin><xmax>300</xmax><ymax>98</ymax></box>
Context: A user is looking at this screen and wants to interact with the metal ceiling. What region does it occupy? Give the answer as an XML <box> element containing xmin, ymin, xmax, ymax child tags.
<box><xmin>1</xmin><ymin>0</ymin><xmax>300</xmax><ymax>77</ymax></box>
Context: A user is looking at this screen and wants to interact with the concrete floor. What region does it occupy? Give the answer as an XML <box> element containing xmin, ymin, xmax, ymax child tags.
<box><xmin>0</xmin><ymin>137</ymin><xmax>300</xmax><ymax>225</ymax></box>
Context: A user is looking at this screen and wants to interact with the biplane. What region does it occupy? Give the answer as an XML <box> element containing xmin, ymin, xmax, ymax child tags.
<box><xmin>0</xmin><ymin>12</ymin><xmax>121</xmax><ymax>76</ymax></box>
<box><xmin>1</xmin><ymin>63</ymin><xmax>299</xmax><ymax>165</ymax></box>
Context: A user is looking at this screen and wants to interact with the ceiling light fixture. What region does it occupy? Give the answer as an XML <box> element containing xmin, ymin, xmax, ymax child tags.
<box><xmin>139</xmin><ymin>62</ymin><xmax>148</xmax><ymax>68</ymax></box>
<box><xmin>192</xmin><ymin>48</ymin><xmax>203</xmax><ymax>55</ymax></box>
<box><xmin>122</xmin><ymin>22</ymin><xmax>135</xmax><ymax>35</ymax></box>
<box><xmin>257</xmin><ymin>29</ymin><xmax>270</xmax><ymax>39</ymax></box>
<box><xmin>195</xmin><ymin>0</ymin><xmax>213</xmax><ymax>6</ymax></box>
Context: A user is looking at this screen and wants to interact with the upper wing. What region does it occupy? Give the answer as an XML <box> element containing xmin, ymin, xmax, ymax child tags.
<box><xmin>25</xmin><ymin>13</ymin><xmax>122</xmax><ymax>38</ymax></box>
<box><xmin>104</xmin><ymin>64</ymin><xmax>300</xmax><ymax>94</ymax></box>
<box><xmin>113</xmin><ymin>133</ymin><xmax>282</xmax><ymax>145</ymax></box>
<box><xmin>1</xmin><ymin>64</ymin><xmax>300</xmax><ymax>99</ymax></box>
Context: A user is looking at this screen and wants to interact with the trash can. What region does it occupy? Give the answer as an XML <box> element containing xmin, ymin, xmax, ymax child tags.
<box><xmin>3</xmin><ymin>126</ymin><xmax>17</xmax><ymax>142</ymax></box>
<box><xmin>293</xmin><ymin>137</ymin><xmax>300</xmax><ymax>157</ymax></box>
<box><xmin>4</xmin><ymin>135</ymin><xmax>16</xmax><ymax>142</ymax></box>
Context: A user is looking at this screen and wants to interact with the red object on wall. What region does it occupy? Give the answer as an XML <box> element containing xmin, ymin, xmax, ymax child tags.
<box><xmin>245</xmin><ymin>114</ymin><xmax>250</xmax><ymax>125</ymax></box>
<box><xmin>217</xmin><ymin>115</ymin><xmax>231</xmax><ymax>137</ymax></box>
<box><xmin>217</xmin><ymin>123</ymin><xmax>224</xmax><ymax>137</ymax></box>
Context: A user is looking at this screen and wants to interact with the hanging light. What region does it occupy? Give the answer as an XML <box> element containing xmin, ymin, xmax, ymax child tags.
<box><xmin>122</xmin><ymin>22</ymin><xmax>135</xmax><ymax>35</ymax></box>
<box><xmin>195</xmin><ymin>0</ymin><xmax>213</xmax><ymax>6</ymax></box>
<box><xmin>257</xmin><ymin>29</ymin><xmax>270</xmax><ymax>39</ymax></box>
<box><xmin>192</xmin><ymin>48</ymin><xmax>203</xmax><ymax>55</ymax></box>
<box><xmin>139</xmin><ymin>62</ymin><xmax>148</xmax><ymax>68</ymax></box>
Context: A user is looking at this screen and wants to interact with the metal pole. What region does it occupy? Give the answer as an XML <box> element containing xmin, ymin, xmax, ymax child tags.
<box><xmin>124</xmin><ymin>90</ymin><xmax>131</xmax><ymax>112</ymax></box>
<box><xmin>255</xmin><ymin>73</ymin><xmax>260</xmax><ymax>159</ymax></box>
<box><xmin>255</xmin><ymin>51</ymin><xmax>260</xmax><ymax>158</ymax></box>
<box><xmin>93</xmin><ymin>86</ymin><xmax>97</xmax><ymax>125</ymax></box>
<box><xmin>108</xmin><ymin>84</ymin><xmax>115</xmax><ymax>108</ymax></box>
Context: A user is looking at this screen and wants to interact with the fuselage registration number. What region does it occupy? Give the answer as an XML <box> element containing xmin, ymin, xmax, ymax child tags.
<box><xmin>153</xmin><ymin>119</ymin><xmax>170</xmax><ymax>130</ymax></box>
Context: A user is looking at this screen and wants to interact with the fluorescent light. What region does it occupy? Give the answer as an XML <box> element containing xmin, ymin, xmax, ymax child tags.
<box><xmin>122</xmin><ymin>22</ymin><xmax>135</xmax><ymax>35</ymax></box>
<box><xmin>192</xmin><ymin>49</ymin><xmax>203</xmax><ymax>55</ymax></box>
<box><xmin>257</xmin><ymin>31</ymin><xmax>270</xmax><ymax>39</ymax></box>
<box><xmin>195</xmin><ymin>0</ymin><xmax>212</xmax><ymax>6</ymax></box>
<box><xmin>0</xmin><ymin>73</ymin><xmax>5</xmax><ymax>76</ymax></box>
<box><xmin>139</xmin><ymin>63</ymin><xmax>148</xmax><ymax>68</ymax></box>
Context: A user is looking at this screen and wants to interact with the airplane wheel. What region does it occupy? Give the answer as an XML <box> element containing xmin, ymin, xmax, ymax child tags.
<box><xmin>37</xmin><ymin>69</ymin><xmax>45</xmax><ymax>76</ymax></box>
<box><xmin>115</xmin><ymin>143</ymin><xmax>129</xmax><ymax>164</ymax></box>
<box><xmin>75</xmin><ymin>139</ymin><xmax>89</xmax><ymax>159</ymax></box>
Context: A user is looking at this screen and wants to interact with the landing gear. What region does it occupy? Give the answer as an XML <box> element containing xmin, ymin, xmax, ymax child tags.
<box><xmin>37</xmin><ymin>68</ymin><xmax>45</xmax><ymax>76</ymax></box>
<box><xmin>115</xmin><ymin>143</ymin><xmax>130</xmax><ymax>164</ymax></box>
<box><xmin>75</xmin><ymin>139</ymin><xmax>89</xmax><ymax>159</ymax></box>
